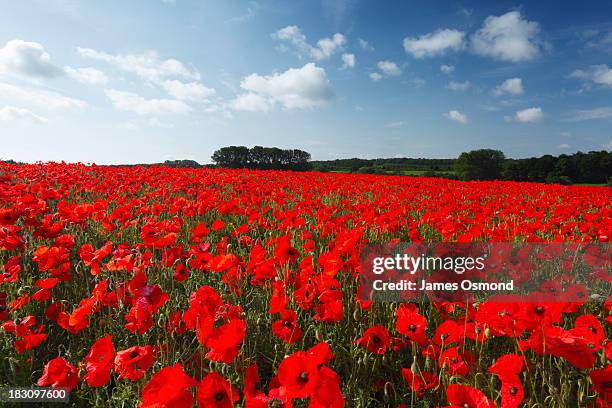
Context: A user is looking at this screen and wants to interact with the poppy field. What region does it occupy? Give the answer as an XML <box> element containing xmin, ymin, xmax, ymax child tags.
<box><xmin>0</xmin><ymin>162</ymin><xmax>610</xmax><ymax>407</ymax></box>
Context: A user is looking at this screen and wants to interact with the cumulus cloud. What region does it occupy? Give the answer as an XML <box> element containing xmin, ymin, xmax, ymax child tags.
<box><xmin>558</xmin><ymin>143</ymin><xmax>570</xmax><ymax>149</ymax></box>
<box><xmin>515</xmin><ymin>107</ymin><xmax>543</xmax><ymax>122</ymax></box>
<box><xmin>570</xmin><ymin>65</ymin><xmax>612</xmax><ymax>88</ymax></box>
<box><xmin>0</xmin><ymin>82</ymin><xmax>86</xmax><ymax>110</ymax></box>
<box><xmin>64</xmin><ymin>66</ymin><xmax>108</xmax><ymax>85</ymax></box>
<box><xmin>77</xmin><ymin>47</ymin><xmax>200</xmax><ymax>83</ymax></box>
<box><xmin>0</xmin><ymin>106</ymin><xmax>47</xmax><ymax>123</ymax></box>
<box><xmin>105</xmin><ymin>89</ymin><xmax>191</xmax><ymax>115</ymax></box>
<box><xmin>358</xmin><ymin>38</ymin><xmax>374</xmax><ymax>51</ymax></box>
<box><xmin>377</xmin><ymin>60</ymin><xmax>401</xmax><ymax>76</ymax></box>
<box><xmin>470</xmin><ymin>11</ymin><xmax>544</xmax><ymax>62</ymax></box>
<box><xmin>494</xmin><ymin>77</ymin><xmax>524</xmax><ymax>96</ymax></box>
<box><xmin>603</xmin><ymin>139</ymin><xmax>612</xmax><ymax>150</ymax></box>
<box><xmin>369</xmin><ymin>72</ymin><xmax>383</xmax><ymax>81</ymax></box>
<box><xmin>447</xmin><ymin>80</ymin><xmax>470</xmax><ymax>91</ymax></box>
<box><xmin>161</xmin><ymin>79</ymin><xmax>216</xmax><ymax>102</ymax></box>
<box><xmin>272</xmin><ymin>26</ymin><xmax>345</xmax><ymax>61</ymax></box>
<box><xmin>444</xmin><ymin>110</ymin><xmax>468</xmax><ymax>124</ymax></box>
<box><xmin>341</xmin><ymin>53</ymin><xmax>356</xmax><ymax>69</ymax></box>
<box><xmin>0</xmin><ymin>39</ymin><xmax>63</xmax><ymax>79</ymax></box>
<box><xmin>403</xmin><ymin>29</ymin><xmax>465</xmax><ymax>58</ymax></box>
<box><xmin>440</xmin><ymin>64</ymin><xmax>455</xmax><ymax>74</ymax></box>
<box><xmin>232</xmin><ymin>63</ymin><xmax>334</xmax><ymax>112</ymax></box>
<box><xmin>565</xmin><ymin>107</ymin><xmax>612</xmax><ymax>121</ymax></box>
<box><xmin>231</xmin><ymin>93</ymin><xmax>271</xmax><ymax>113</ymax></box>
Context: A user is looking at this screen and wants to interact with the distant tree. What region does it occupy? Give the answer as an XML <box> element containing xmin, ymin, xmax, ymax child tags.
<box><xmin>211</xmin><ymin>146</ymin><xmax>312</xmax><ymax>171</ymax></box>
<box><xmin>211</xmin><ymin>146</ymin><xmax>251</xmax><ymax>168</ymax></box>
<box><xmin>163</xmin><ymin>159</ymin><xmax>201</xmax><ymax>168</ymax></box>
<box><xmin>454</xmin><ymin>149</ymin><xmax>505</xmax><ymax>181</ymax></box>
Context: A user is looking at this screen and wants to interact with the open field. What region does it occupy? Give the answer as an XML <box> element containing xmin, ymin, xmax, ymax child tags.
<box><xmin>0</xmin><ymin>162</ymin><xmax>610</xmax><ymax>407</ymax></box>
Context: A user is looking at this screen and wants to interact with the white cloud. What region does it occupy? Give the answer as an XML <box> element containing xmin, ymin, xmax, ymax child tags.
<box><xmin>403</xmin><ymin>29</ymin><xmax>465</xmax><ymax>58</ymax></box>
<box><xmin>369</xmin><ymin>72</ymin><xmax>383</xmax><ymax>81</ymax></box>
<box><xmin>313</xmin><ymin>33</ymin><xmax>346</xmax><ymax>60</ymax></box>
<box><xmin>385</xmin><ymin>121</ymin><xmax>404</xmax><ymax>128</ymax></box>
<box><xmin>161</xmin><ymin>79</ymin><xmax>216</xmax><ymax>102</ymax></box>
<box><xmin>0</xmin><ymin>39</ymin><xmax>63</xmax><ymax>79</ymax></box>
<box><xmin>447</xmin><ymin>80</ymin><xmax>470</xmax><ymax>91</ymax></box>
<box><xmin>470</xmin><ymin>11</ymin><xmax>543</xmax><ymax>62</ymax></box>
<box><xmin>515</xmin><ymin>107</ymin><xmax>543</xmax><ymax>122</ymax></box>
<box><xmin>0</xmin><ymin>106</ymin><xmax>47</xmax><ymax>123</ymax></box>
<box><xmin>77</xmin><ymin>47</ymin><xmax>200</xmax><ymax>83</ymax></box>
<box><xmin>377</xmin><ymin>60</ymin><xmax>401</xmax><ymax>76</ymax></box>
<box><xmin>440</xmin><ymin>64</ymin><xmax>455</xmax><ymax>74</ymax></box>
<box><xmin>570</xmin><ymin>65</ymin><xmax>612</xmax><ymax>88</ymax></box>
<box><xmin>272</xmin><ymin>26</ymin><xmax>345</xmax><ymax>61</ymax></box>
<box><xmin>0</xmin><ymin>82</ymin><xmax>87</xmax><ymax>110</ymax></box>
<box><xmin>565</xmin><ymin>107</ymin><xmax>612</xmax><ymax>121</ymax></box>
<box><xmin>64</xmin><ymin>66</ymin><xmax>108</xmax><ymax>85</ymax></box>
<box><xmin>231</xmin><ymin>93</ymin><xmax>270</xmax><ymax>113</ymax></box>
<box><xmin>602</xmin><ymin>139</ymin><xmax>612</xmax><ymax>150</ymax></box>
<box><xmin>358</xmin><ymin>38</ymin><xmax>374</xmax><ymax>51</ymax></box>
<box><xmin>494</xmin><ymin>77</ymin><xmax>524</xmax><ymax>96</ymax></box>
<box><xmin>558</xmin><ymin>143</ymin><xmax>570</xmax><ymax>149</ymax></box>
<box><xmin>233</xmin><ymin>63</ymin><xmax>334</xmax><ymax>111</ymax></box>
<box><xmin>105</xmin><ymin>89</ymin><xmax>191</xmax><ymax>115</ymax></box>
<box><xmin>444</xmin><ymin>110</ymin><xmax>468</xmax><ymax>124</ymax></box>
<box><xmin>341</xmin><ymin>53</ymin><xmax>356</xmax><ymax>69</ymax></box>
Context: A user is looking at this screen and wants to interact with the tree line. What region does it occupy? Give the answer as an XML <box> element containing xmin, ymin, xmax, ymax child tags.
<box><xmin>211</xmin><ymin>146</ymin><xmax>312</xmax><ymax>171</ymax></box>
<box><xmin>454</xmin><ymin>149</ymin><xmax>611</xmax><ymax>184</ymax></box>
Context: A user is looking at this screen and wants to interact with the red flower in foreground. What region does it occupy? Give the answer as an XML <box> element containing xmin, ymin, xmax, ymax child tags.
<box><xmin>85</xmin><ymin>334</ymin><xmax>115</xmax><ymax>387</ymax></box>
<box><xmin>277</xmin><ymin>351</ymin><xmax>320</xmax><ymax>399</ymax></box>
<box><xmin>488</xmin><ymin>353</ymin><xmax>524</xmax><ymax>408</ymax></box>
<box><xmin>196</xmin><ymin>371</ymin><xmax>239</xmax><ymax>408</ymax></box>
<box><xmin>114</xmin><ymin>345</ymin><xmax>155</xmax><ymax>380</ymax></box>
<box><xmin>355</xmin><ymin>325</ymin><xmax>391</xmax><ymax>354</ymax></box>
<box><xmin>590</xmin><ymin>365</ymin><xmax>612</xmax><ymax>403</ymax></box>
<box><xmin>401</xmin><ymin>368</ymin><xmax>438</xmax><ymax>397</ymax></box>
<box><xmin>272</xmin><ymin>309</ymin><xmax>303</xmax><ymax>344</ymax></box>
<box><xmin>445</xmin><ymin>384</ymin><xmax>494</xmax><ymax>408</ymax></box>
<box><xmin>141</xmin><ymin>363</ymin><xmax>198</xmax><ymax>408</ymax></box>
<box><xmin>396</xmin><ymin>304</ymin><xmax>427</xmax><ymax>345</ymax></box>
<box><xmin>37</xmin><ymin>357</ymin><xmax>79</xmax><ymax>390</ymax></box>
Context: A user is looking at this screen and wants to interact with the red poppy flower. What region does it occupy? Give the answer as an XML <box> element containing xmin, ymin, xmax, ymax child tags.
<box><xmin>590</xmin><ymin>365</ymin><xmax>612</xmax><ymax>402</ymax></box>
<box><xmin>445</xmin><ymin>384</ymin><xmax>494</xmax><ymax>408</ymax></box>
<box><xmin>205</xmin><ymin>318</ymin><xmax>246</xmax><ymax>363</ymax></box>
<box><xmin>396</xmin><ymin>304</ymin><xmax>427</xmax><ymax>344</ymax></box>
<box><xmin>196</xmin><ymin>371</ymin><xmax>239</xmax><ymax>408</ymax></box>
<box><xmin>85</xmin><ymin>334</ymin><xmax>115</xmax><ymax>387</ymax></box>
<box><xmin>272</xmin><ymin>309</ymin><xmax>303</xmax><ymax>344</ymax></box>
<box><xmin>439</xmin><ymin>347</ymin><xmax>475</xmax><ymax>377</ymax></box>
<box><xmin>488</xmin><ymin>354</ymin><xmax>524</xmax><ymax>379</ymax></box>
<box><xmin>141</xmin><ymin>363</ymin><xmax>198</xmax><ymax>408</ymax></box>
<box><xmin>355</xmin><ymin>325</ymin><xmax>391</xmax><ymax>354</ymax></box>
<box><xmin>401</xmin><ymin>368</ymin><xmax>438</xmax><ymax>397</ymax></box>
<box><xmin>173</xmin><ymin>264</ymin><xmax>189</xmax><ymax>282</ymax></box>
<box><xmin>277</xmin><ymin>351</ymin><xmax>320</xmax><ymax>399</ymax></box>
<box><xmin>37</xmin><ymin>357</ymin><xmax>79</xmax><ymax>390</ymax></box>
<box><xmin>310</xmin><ymin>366</ymin><xmax>344</xmax><ymax>408</ymax></box>
<box><xmin>114</xmin><ymin>345</ymin><xmax>155</xmax><ymax>380</ymax></box>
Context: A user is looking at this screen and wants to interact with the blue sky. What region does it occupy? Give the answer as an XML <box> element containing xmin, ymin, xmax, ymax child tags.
<box><xmin>0</xmin><ymin>0</ymin><xmax>611</xmax><ymax>164</ymax></box>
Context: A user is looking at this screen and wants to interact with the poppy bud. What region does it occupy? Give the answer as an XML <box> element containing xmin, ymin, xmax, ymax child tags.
<box><xmin>383</xmin><ymin>382</ymin><xmax>394</xmax><ymax>403</ymax></box>
<box><xmin>315</xmin><ymin>328</ymin><xmax>323</xmax><ymax>341</ymax></box>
